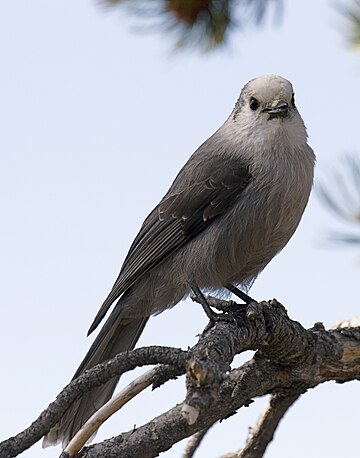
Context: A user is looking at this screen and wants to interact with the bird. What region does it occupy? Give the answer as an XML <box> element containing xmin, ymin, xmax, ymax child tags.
<box><xmin>43</xmin><ymin>74</ymin><xmax>315</xmax><ymax>448</ymax></box>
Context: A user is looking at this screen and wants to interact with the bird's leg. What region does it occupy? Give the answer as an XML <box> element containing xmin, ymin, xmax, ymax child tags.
<box><xmin>225</xmin><ymin>284</ymin><xmax>256</xmax><ymax>304</ymax></box>
<box><xmin>189</xmin><ymin>282</ymin><xmax>220</xmax><ymax>321</ymax></box>
<box><xmin>225</xmin><ymin>284</ymin><xmax>261</xmax><ymax>319</ymax></box>
<box><xmin>189</xmin><ymin>282</ymin><xmax>230</xmax><ymax>324</ymax></box>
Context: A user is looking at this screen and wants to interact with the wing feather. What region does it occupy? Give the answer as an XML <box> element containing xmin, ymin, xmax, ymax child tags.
<box><xmin>88</xmin><ymin>153</ymin><xmax>251</xmax><ymax>334</ymax></box>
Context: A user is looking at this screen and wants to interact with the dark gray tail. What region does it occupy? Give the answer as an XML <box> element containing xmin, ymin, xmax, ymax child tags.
<box><xmin>43</xmin><ymin>308</ymin><xmax>148</xmax><ymax>449</ymax></box>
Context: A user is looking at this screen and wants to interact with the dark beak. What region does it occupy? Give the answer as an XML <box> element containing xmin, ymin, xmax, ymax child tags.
<box><xmin>263</xmin><ymin>101</ymin><xmax>289</xmax><ymax>115</ymax></box>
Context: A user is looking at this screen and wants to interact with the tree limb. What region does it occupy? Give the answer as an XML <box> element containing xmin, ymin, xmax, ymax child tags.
<box><xmin>0</xmin><ymin>347</ymin><xmax>187</xmax><ymax>457</ymax></box>
<box><xmin>219</xmin><ymin>392</ymin><xmax>302</xmax><ymax>458</ymax></box>
<box><xmin>63</xmin><ymin>367</ymin><xmax>161</xmax><ymax>457</ymax></box>
<box><xmin>182</xmin><ymin>425</ymin><xmax>214</xmax><ymax>458</ymax></box>
<box><xmin>75</xmin><ymin>300</ymin><xmax>360</xmax><ymax>457</ymax></box>
<box><xmin>1</xmin><ymin>300</ymin><xmax>359</xmax><ymax>458</ymax></box>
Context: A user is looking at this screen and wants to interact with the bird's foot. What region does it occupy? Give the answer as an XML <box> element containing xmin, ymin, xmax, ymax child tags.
<box><xmin>225</xmin><ymin>284</ymin><xmax>262</xmax><ymax>320</ymax></box>
<box><xmin>189</xmin><ymin>282</ymin><xmax>236</xmax><ymax>332</ymax></box>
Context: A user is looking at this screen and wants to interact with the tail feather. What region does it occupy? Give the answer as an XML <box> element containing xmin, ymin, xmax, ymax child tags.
<box><xmin>43</xmin><ymin>311</ymin><xmax>148</xmax><ymax>449</ymax></box>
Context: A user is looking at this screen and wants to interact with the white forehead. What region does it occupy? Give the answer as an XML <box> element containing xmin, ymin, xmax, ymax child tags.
<box><xmin>242</xmin><ymin>75</ymin><xmax>294</xmax><ymax>101</ymax></box>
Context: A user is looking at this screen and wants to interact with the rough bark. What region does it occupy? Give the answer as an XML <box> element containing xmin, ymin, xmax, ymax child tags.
<box><xmin>0</xmin><ymin>299</ymin><xmax>359</xmax><ymax>458</ymax></box>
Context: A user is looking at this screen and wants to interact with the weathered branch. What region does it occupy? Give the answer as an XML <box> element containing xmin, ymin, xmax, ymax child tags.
<box><xmin>220</xmin><ymin>392</ymin><xmax>302</xmax><ymax>458</ymax></box>
<box><xmin>182</xmin><ymin>425</ymin><xmax>214</xmax><ymax>458</ymax></box>
<box><xmin>64</xmin><ymin>367</ymin><xmax>161</xmax><ymax>457</ymax></box>
<box><xmin>1</xmin><ymin>300</ymin><xmax>359</xmax><ymax>458</ymax></box>
<box><xmin>75</xmin><ymin>300</ymin><xmax>360</xmax><ymax>457</ymax></box>
<box><xmin>0</xmin><ymin>347</ymin><xmax>187</xmax><ymax>457</ymax></box>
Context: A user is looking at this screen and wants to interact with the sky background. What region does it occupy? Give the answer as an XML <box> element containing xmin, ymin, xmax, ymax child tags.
<box><xmin>0</xmin><ymin>1</ymin><xmax>359</xmax><ymax>457</ymax></box>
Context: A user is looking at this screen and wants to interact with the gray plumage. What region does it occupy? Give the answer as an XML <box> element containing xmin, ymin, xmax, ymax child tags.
<box><xmin>43</xmin><ymin>74</ymin><xmax>315</xmax><ymax>449</ymax></box>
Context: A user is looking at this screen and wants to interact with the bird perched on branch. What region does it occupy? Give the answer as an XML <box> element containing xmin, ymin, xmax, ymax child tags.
<box><xmin>43</xmin><ymin>74</ymin><xmax>315</xmax><ymax>449</ymax></box>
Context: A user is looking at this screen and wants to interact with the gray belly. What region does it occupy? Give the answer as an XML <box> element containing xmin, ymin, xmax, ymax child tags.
<box><xmin>181</xmin><ymin>177</ymin><xmax>310</xmax><ymax>291</ymax></box>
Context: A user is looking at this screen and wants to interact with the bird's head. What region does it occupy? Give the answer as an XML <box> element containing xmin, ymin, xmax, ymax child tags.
<box><xmin>230</xmin><ymin>74</ymin><xmax>307</xmax><ymax>148</ymax></box>
<box><xmin>234</xmin><ymin>74</ymin><xmax>297</xmax><ymax>121</ymax></box>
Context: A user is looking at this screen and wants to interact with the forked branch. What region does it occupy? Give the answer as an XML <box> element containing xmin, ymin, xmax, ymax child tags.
<box><xmin>1</xmin><ymin>299</ymin><xmax>359</xmax><ymax>458</ymax></box>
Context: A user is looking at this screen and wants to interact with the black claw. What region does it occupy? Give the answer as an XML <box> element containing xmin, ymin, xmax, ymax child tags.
<box><xmin>225</xmin><ymin>283</ymin><xmax>263</xmax><ymax>320</ymax></box>
<box><xmin>263</xmin><ymin>309</ymin><xmax>274</xmax><ymax>332</ymax></box>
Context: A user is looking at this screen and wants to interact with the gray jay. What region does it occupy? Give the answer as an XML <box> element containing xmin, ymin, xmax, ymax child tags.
<box><xmin>43</xmin><ymin>74</ymin><xmax>315</xmax><ymax>448</ymax></box>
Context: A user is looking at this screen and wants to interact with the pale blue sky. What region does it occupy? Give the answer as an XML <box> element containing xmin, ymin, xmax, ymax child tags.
<box><xmin>0</xmin><ymin>1</ymin><xmax>359</xmax><ymax>457</ymax></box>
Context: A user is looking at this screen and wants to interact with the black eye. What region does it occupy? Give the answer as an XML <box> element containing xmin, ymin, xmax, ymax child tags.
<box><xmin>291</xmin><ymin>93</ymin><xmax>296</xmax><ymax>107</ymax></box>
<box><xmin>249</xmin><ymin>97</ymin><xmax>259</xmax><ymax>111</ymax></box>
